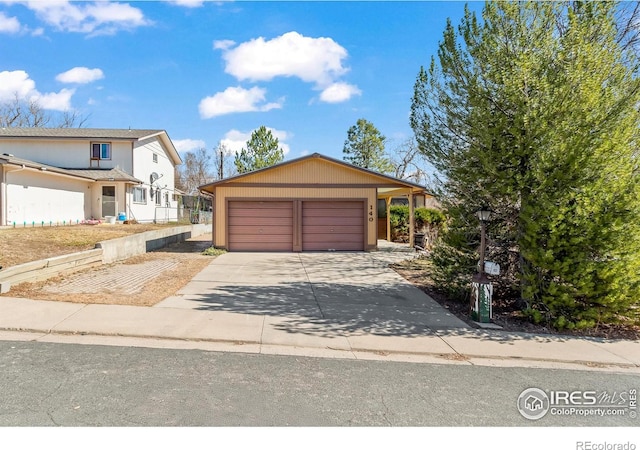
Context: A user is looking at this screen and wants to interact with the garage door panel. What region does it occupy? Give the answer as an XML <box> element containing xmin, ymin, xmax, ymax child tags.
<box><xmin>229</xmin><ymin>234</ymin><xmax>293</xmax><ymax>243</ymax></box>
<box><xmin>304</xmin><ymin>233</ymin><xmax>362</xmax><ymax>242</ymax></box>
<box><xmin>303</xmin><ymin>208</ymin><xmax>362</xmax><ymax>218</ymax></box>
<box><xmin>302</xmin><ymin>216</ymin><xmax>363</xmax><ymax>226</ymax></box>
<box><xmin>228</xmin><ymin>201</ymin><xmax>293</xmax><ymax>251</ymax></box>
<box><xmin>230</xmin><ymin>201</ymin><xmax>292</xmax><ymax>209</ymax></box>
<box><xmin>229</xmin><ymin>242</ymin><xmax>295</xmax><ymax>251</ymax></box>
<box><xmin>229</xmin><ymin>209</ymin><xmax>293</xmax><ymax>218</ymax></box>
<box><xmin>302</xmin><ymin>201</ymin><xmax>364</xmax><ymax>251</ymax></box>
<box><xmin>229</xmin><ymin>217</ymin><xmax>293</xmax><ymax>227</ymax></box>
<box><xmin>228</xmin><ymin>225</ymin><xmax>293</xmax><ymax>235</ymax></box>
<box><xmin>303</xmin><ymin>202</ymin><xmax>359</xmax><ymax>209</ymax></box>
<box><xmin>303</xmin><ymin>225</ymin><xmax>363</xmax><ymax>234</ymax></box>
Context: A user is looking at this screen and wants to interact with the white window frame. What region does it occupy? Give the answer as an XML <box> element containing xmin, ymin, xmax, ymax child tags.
<box><xmin>153</xmin><ymin>153</ymin><xmax>158</xmax><ymax>163</ymax></box>
<box><xmin>133</xmin><ymin>186</ymin><xmax>147</xmax><ymax>204</ymax></box>
<box><xmin>91</xmin><ymin>142</ymin><xmax>111</xmax><ymax>160</ymax></box>
<box><xmin>155</xmin><ymin>188</ymin><xmax>162</xmax><ymax>206</ymax></box>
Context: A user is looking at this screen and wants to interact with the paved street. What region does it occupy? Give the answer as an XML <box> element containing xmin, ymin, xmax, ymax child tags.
<box><xmin>0</xmin><ymin>340</ymin><xmax>638</xmax><ymax>427</ymax></box>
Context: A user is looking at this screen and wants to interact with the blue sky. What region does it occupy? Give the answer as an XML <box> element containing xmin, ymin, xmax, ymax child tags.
<box><xmin>0</xmin><ymin>1</ymin><xmax>481</xmax><ymax>163</ymax></box>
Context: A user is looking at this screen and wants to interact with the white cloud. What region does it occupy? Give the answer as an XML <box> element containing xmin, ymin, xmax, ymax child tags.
<box><xmin>319</xmin><ymin>82</ymin><xmax>362</xmax><ymax>103</ymax></box>
<box><xmin>213</xmin><ymin>39</ymin><xmax>235</xmax><ymax>50</ymax></box>
<box><xmin>23</xmin><ymin>1</ymin><xmax>152</xmax><ymax>36</ymax></box>
<box><xmin>218</xmin><ymin>31</ymin><xmax>349</xmax><ymax>87</ymax></box>
<box><xmin>216</xmin><ymin>31</ymin><xmax>361</xmax><ymax>103</ymax></box>
<box><xmin>0</xmin><ymin>70</ymin><xmax>36</xmax><ymax>101</ymax></box>
<box><xmin>56</xmin><ymin>67</ymin><xmax>104</xmax><ymax>84</ymax></box>
<box><xmin>0</xmin><ymin>70</ymin><xmax>75</xmax><ymax>111</ymax></box>
<box><xmin>198</xmin><ymin>86</ymin><xmax>283</xmax><ymax>119</ymax></box>
<box><xmin>173</xmin><ymin>138</ymin><xmax>206</xmax><ymax>153</ymax></box>
<box><xmin>169</xmin><ymin>0</ymin><xmax>204</xmax><ymax>8</ymax></box>
<box><xmin>37</xmin><ymin>88</ymin><xmax>75</xmax><ymax>111</ymax></box>
<box><xmin>0</xmin><ymin>12</ymin><xmax>20</xmax><ymax>33</ymax></box>
<box><xmin>221</xmin><ymin>127</ymin><xmax>291</xmax><ymax>156</ymax></box>
<box><xmin>219</xmin><ymin>129</ymin><xmax>247</xmax><ymax>155</ymax></box>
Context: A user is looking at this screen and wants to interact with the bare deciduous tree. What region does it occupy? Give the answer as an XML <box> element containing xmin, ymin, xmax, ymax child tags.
<box><xmin>0</xmin><ymin>95</ymin><xmax>88</xmax><ymax>128</ymax></box>
<box><xmin>388</xmin><ymin>138</ymin><xmax>431</xmax><ymax>186</ymax></box>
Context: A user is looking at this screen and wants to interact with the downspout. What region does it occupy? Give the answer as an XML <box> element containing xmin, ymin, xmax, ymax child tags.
<box><xmin>386</xmin><ymin>197</ymin><xmax>391</xmax><ymax>242</ymax></box>
<box><xmin>409</xmin><ymin>190</ymin><xmax>414</xmax><ymax>250</ymax></box>
<box><xmin>2</xmin><ymin>164</ymin><xmax>26</xmax><ymax>226</ymax></box>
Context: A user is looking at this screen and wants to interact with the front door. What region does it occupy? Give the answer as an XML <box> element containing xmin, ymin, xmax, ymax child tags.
<box><xmin>102</xmin><ymin>186</ymin><xmax>116</xmax><ymax>217</ymax></box>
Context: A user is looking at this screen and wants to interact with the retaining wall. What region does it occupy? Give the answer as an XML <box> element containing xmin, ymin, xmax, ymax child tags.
<box><xmin>97</xmin><ymin>224</ymin><xmax>209</xmax><ymax>264</ymax></box>
<box><xmin>0</xmin><ymin>224</ymin><xmax>210</xmax><ymax>294</ymax></box>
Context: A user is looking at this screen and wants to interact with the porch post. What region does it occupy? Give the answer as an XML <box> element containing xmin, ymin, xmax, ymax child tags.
<box><xmin>409</xmin><ymin>191</ymin><xmax>414</xmax><ymax>248</ymax></box>
<box><xmin>386</xmin><ymin>197</ymin><xmax>391</xmax><ymax>241</ymax></box>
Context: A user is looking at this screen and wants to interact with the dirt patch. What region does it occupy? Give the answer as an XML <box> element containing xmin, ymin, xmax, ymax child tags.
<box><xmin>6</xmin><ymin>235</ymin><xmax>216</xmax><ymax>307</ymax></box>
<box><xmin>0</xmin><ymin>223</ymin><xmax>182</xmax><ymax>268</ymax></box>
<box><xmin>392</xmin><ymin>257</ymin><xmax>640</xmax><ymax>340</ymax></box>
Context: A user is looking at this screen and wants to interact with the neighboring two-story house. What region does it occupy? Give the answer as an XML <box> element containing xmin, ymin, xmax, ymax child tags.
<box><xmin>0</xmin><ymin>128</ymin><xmax>182</xmax><ymax>226</ymax></box>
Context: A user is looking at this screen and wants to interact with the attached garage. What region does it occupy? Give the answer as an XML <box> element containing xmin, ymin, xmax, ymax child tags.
<box><xmin>200</xmin><ymin>153</ymin><xmax>430</xmax><ymax>252</ymax></box>
<box><xmin>302</xmin><ymin>201</ymin><xmax>364</xmax><ymax>251</ymax></box>
<box><xmin>228</xmin><ymin>201</ymin><xmax>294</xmax><ymax>251</ymax></box>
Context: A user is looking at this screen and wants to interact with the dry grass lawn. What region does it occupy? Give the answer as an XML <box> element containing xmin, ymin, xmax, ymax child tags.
<box><xmin>0</xmin><ymin>223</ymin><xmax>178</xmax><ymax>268</ymax></box>
<box><xmin>5</xmin><ymin>235</ymin><xmax>217</xmax><ymax>307</ymax></box>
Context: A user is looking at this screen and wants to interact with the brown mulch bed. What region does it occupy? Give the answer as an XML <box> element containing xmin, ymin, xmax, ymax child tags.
<box><xmin>392</xmin><ymin>256</ymin><xmax>640</xmax><ymax>340</ymax></box>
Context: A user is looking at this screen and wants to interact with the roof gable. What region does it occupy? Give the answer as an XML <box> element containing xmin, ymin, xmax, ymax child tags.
<box><xmin>0</xmin><ymin>127</ymin><xmax>182</xmax><ymax>166</ymax></box>
<box><xmin>200</xmin><ymin>153</ymin><xmax>427</xmax><ymax>193</ymax></box>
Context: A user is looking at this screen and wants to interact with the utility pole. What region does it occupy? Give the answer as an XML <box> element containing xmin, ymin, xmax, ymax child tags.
<box><xmin>218</xmin><ymin>147</ymin><xmax>224</xmax><ymax>180</ymax></box>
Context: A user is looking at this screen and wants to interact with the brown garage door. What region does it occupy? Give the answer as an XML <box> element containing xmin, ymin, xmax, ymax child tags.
<box><xmin>302</xmin><ymin>201</ymin><xmax>364</xmax><ymax>251</ymax></box>
<box><xmin>228</xmin><ymin>201</ymin><xmax>293</xmax><ymax>251</ymax></box>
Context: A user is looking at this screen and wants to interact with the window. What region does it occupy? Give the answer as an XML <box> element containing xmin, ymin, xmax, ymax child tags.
<box><xmin>133</xmin><ymin>186</ymin><xmax>146</xmax><ymax>204</ymax></box>
<box><xmin>152</xmin><ymin>153</ymin><xmax>158</xmax><ymax>163</ymax></box>
<box><xmin>91</xmin><ymin>143</ymin><xmax>111</xmax><ymax>160</ymax></box>
<box><xmin>155</xmin><ymin>188</ymin><xmax>161</xmax><ymax>206</ymax></box>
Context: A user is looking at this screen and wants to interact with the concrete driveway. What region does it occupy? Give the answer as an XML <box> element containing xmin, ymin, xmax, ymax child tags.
<box><xmin>155</xmin><ymin>250</ymin><xmax>469</xmax><ymax>338</ymax></box>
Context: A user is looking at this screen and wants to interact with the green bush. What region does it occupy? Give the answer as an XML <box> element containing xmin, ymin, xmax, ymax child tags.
<box><xmin>388</xmin><ymin>206</ymin><xmax>446</xmax><ymax>246</ymax></box>
<box><xmin>201</xmin><ymin>247</ymin><xmax>227</xmax><ymax>256</ymax></box>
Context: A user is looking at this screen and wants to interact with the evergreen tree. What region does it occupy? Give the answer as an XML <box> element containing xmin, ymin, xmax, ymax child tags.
<box><xmin>411</xmin><ymin>1</ymin><xmax>640</xmax><ymax>329</ymax></box>
<box><xmin>234</xmin><ymin>126</ymin><xmax>285</xmax><ymax>174</ymax></box>
<box><xmin>343</xmin><ymin>118</ymin><xmax>393</xmax><ymax>173</ymax></box>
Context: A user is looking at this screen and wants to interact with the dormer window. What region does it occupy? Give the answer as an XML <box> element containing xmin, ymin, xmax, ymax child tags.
<box><xmin>91</xmin><ymin>143</ymin><xmax>111</xmax><ymax>160</ymax></box>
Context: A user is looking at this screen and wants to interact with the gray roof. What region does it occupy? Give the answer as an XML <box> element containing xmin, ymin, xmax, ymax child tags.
<box><xmin>0</xmin><ymin>127</ymin><xmax>165</xmax><ymax>140</ymax></box>
<box><xmin>63</xmin><ymin>168</ymin><xmax>141</xmax><ymax>183</ymax></box>
<box><xmin>0</xmin><ymin>154</ymin><xmax>140</xmax><ymax>183</ymax></box>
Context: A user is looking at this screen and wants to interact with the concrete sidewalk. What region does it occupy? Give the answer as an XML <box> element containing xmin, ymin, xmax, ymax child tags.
<box><xmin>0</xmin><ymin>295</ymin><xmax>638</xmax><ymax>373</ymax></box>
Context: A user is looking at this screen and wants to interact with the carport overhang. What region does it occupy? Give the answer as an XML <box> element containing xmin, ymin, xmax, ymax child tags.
<box><xmin>199</xmin><ymin>153</ymin><xmax>433</xmax><ymax>251</ymax></box>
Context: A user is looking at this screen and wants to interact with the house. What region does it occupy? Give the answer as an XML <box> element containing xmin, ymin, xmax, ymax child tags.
<box><xmin>0</xmin><ymin>128</ymin><xmax>182</xmax><ymax>225</ymax></box>
<box><xmin>199</xmin><ymin>153</ymin><xmax>431</xmax><ymax>252</ymax></box>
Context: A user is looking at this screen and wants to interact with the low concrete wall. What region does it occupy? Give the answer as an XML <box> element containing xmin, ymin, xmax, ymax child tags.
<box><xmin>97</xmin><ymin>223</ymin><xmax>209</xmax><ymax>263</ymax></box>
<box><xmin>0</xmin><ymin>224</ymin><xmax>210</xmax><ymax>293</ymax></box>
<box><xmin>0</xmin><ymin>249</ymin><xmax>103</xmax><ymax>294</ymax></box>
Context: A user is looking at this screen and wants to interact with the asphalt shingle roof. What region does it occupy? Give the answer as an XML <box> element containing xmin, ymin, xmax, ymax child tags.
<box><xmin>0</xmin><ymin>154</ymin><xmax>141</xmax><ymax>183</ymax></box>
<box><xmin>0</xmin><ymin>127</ymin><xmax>164</xmax><ymax>140</ymax></box>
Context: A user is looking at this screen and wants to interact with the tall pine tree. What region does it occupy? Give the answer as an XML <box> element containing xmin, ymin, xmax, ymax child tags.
<box><xmin>234</xmin><ymin>126</ymin><xmax>285</xmax><ymax>174</ymax></box>
<box><xmin>411</xmin><ymin>2</ymin><xmax>640</xmax><ymax>329</ymax></box>
<box><xmin>343</xmin><ymin>118</ymin><xmax>393</xmax><ymax>173</ymax></box>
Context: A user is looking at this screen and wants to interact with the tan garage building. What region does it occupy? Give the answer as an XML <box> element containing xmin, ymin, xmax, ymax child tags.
<box><xmin>199</xmin><ymin>153</ymin><xmax>430</xmax><ymax>252</ymax></box>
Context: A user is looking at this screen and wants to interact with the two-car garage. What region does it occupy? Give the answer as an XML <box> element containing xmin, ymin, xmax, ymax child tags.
<box><xmin>227</xmin><ymin>200</ymin><xmax>364</xmax><ymax>252</ymax></box>
<box><xmin>200</xmin><ymin>153</ymin><xmax>427</xmax><ymax>253</ymax></box>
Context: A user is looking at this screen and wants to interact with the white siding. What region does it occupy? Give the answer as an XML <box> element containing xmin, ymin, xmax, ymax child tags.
<box><xmin>0</xmin><ymin>138</ymin><xmax>133</xmax><ymax>172</ymax></box>
<box><xmin>129</xmin><ymin>137</ymin><xmax>178</xmax><ymax>222</ymax></box>
<box><xmin>4</xmin><ymin>169</ymin><xmax>91</xmax><ymax>225</ymax></box>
